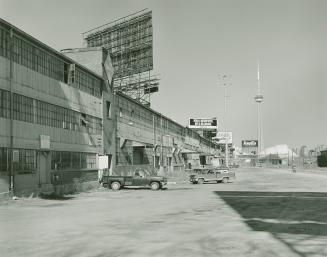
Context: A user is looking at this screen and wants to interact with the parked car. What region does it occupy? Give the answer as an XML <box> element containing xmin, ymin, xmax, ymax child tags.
<box><xmin>189</xmin><ymin>167</ymin><xmax>235</xmax><ymax>184</ymax></box>
<box><xmin>229</xmin><ymin>163</ymin><xmax>240</xmax><ymax>168</ymax></box>
<box><xmin>101</xmin><ymin>169</ymin><xmax>167</xmax><ymax>190</ymax></box>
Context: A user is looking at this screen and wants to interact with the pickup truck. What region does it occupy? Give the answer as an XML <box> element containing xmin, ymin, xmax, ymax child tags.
<box><xmin>101</xmin><ymin>169</ymin><xmax>167</xmax><ymax>190</ymax></box>
<box><xmin>189</xmin><ymin>167</ymin><xmax>235</xmax><ymax>184</ymax></box>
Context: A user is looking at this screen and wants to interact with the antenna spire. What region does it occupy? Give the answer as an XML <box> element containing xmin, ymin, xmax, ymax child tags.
<box><xmin>257</xmin><ymin>61</ymin><xmax>260</xmax><ymax>94</ymax></box>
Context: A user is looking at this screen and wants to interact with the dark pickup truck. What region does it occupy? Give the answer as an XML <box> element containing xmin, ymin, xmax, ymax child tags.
<box><xmin>101</xmin><ymin>169</ymin><xmax>167</xmax><ymax>190</ymax></box>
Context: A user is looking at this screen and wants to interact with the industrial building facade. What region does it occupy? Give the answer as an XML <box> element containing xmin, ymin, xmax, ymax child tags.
<box><xmin>61</xmin><ymin>47</ymin><xmax>220</xmax><ymax>176</ymax></box>
<box><xmin>115</xmin><ymin>92</ymin><xmax>219</xmax><ymax>174</ymax></box>
<box><xmin>0</xmin><ymin>19</ymin><xmax>107</xmax><ymax>195</ymax></box>
<box><xmin>0</xmin><ymin>18</ymin><xmax>219</xmax><ymax>196</ymax></box>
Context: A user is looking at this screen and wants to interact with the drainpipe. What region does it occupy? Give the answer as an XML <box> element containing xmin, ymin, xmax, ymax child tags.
<box><xmin>9</xmin><ymin>28</ymin><xmax>14</xmax><ymax>195</ymax></box>
<box><xmin>152</xmin><ymin>114</ymin><xmax>156</xmax><ymax>169</ymax></box>
<box><xmin>160</xmin><ymin>115</ymin><xmax>163</xmax><ymax>168</ymax></box>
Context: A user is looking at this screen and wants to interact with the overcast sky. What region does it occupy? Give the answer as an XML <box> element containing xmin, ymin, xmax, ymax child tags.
<box><xmin>1</xmin><ymin>0</ymin><xmax>326</xmax><ymax>149</ymax></box>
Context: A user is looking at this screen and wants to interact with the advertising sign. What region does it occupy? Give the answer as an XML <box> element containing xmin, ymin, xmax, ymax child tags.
<box><xmin>215</xmin><ymin>131</ymin><xmax>233</xmax><ymax>144</ymax></box>
<box><xmin>188</xmin><ymin>118</ymin><xmax>217</xmax><ymax>129</ymax></box>
<box><xmin>242</xmin><ymin>140</ymin><xmax>258</xmax><ymax>147</ymax></box>
<box><xmin>84</xmin><ymin>10</ymin><xmax>153</xmax><ymax>78</ymax></box>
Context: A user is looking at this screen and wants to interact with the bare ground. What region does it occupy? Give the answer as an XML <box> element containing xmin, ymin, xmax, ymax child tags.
<box><xmin>1</xmin><ymin>167</ymin><xmax>327</xmax><ymax>257</ymax></box>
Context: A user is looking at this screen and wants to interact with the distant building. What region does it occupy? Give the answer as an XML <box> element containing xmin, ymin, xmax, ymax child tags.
<box><xmin>259</xmin><ymin>145</ymin><xmax>297</xmax><ymax>166</ymax></box>
<box><xmin>318</xmin><ymin>150</ymin><xmax>327</xmax><ymax>167</ymax></box>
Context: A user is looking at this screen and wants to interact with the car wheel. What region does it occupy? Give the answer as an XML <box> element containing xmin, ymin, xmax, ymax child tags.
<box><xmin>222</xmin><ymin>177</ymin><xmax>229</xmax><ymax>184</ymax></box>
<box><xmin>111</xmin><ymin>181</ymin><xmax>121</xmax><ymax>190</ymax></box>
<box><xmin>198</xmin><ymin>179</ymin><xmax>204</xmax><ymax>184</ymax></box>
<box><xmin>151</xmin><ymin>182</ymin><xmax>160</xmax><ymax>190</ymax></box>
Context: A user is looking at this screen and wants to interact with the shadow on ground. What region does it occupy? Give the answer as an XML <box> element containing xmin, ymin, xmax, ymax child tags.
<box><xmin>101</xmin><ymin>186</ymin><xmax>192</xmax><ymax>191</ymax></box>
<box><xmin>215</xmin><ymin>191</ymin><xmax>327</xmax><ymax>257</ymax></box>
<box><xmin>39</xmin><ymin>193</ymin><xmax>75</xmax><ymax>200</ymax></box>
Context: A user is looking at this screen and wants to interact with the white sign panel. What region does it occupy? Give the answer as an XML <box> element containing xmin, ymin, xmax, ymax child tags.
<box><xmin>242</xmin><ymin>140</ymin><xmax>258</xmax><ymax>147</ymax></box>
<box><xmin>216</xmin><ymin>132</ymin><xmax>233</xmax><ymax>144</ymax></box>
<box><xmin>40</xmin><ymin>135</ymin><xmax>50</xmax><ymax>150</ymax></box>
<box><xmin>188</xmin><ymin>118</ymin><xmax>217</xmax><ymax>129</ymax></box>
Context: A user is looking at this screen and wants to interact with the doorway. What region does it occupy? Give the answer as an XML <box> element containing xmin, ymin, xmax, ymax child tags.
<box><xmin>38</xmin><ymin>152</ymin><xmax>48</xmax><ymax>186</ymax></box>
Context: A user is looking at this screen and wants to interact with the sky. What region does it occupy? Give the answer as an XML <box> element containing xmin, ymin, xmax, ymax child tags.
<box><xmin>0</xmin><ymin>0</ymin><xmax>326</xmax><ymax>149</ymax></box>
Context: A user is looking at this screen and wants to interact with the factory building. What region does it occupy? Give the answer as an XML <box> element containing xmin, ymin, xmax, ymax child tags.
<box><xmin>0</xmin><ymin>19</ymin><xmax>111</xmax><ymax>195</ymax></box>
<box><xmin>63</xmin><ymin>47</ymin><xmax>220</xmax><ymax>176</ymax></box>
<box><xmin>0</xmin><ymin>18</ymin><xmax>219</xmax><ymax>196</ymax></box>
<box><xmin>115</xmin><ymin>92</ymin><xmax>219</xmax><ymax>175</ymax></box>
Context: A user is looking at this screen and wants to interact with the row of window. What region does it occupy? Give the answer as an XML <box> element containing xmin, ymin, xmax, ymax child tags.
<box><xmin>0</xmin><ymin>148</ymin><xmax>97</xmax><ymax>173</ymax></box>
<box><xmin>0</xmin><ymin>89</ymin><xmax>10</xmax><ymax>118</ymax></box>
<box><xmin>51</xmin><ymin>151</ymin><xmax>96</xmax><ymax>170</ymax></box>
<box><xmin>117</xmin><ymin>95</ymin><xmax>184</xmax><ymax>136</ymax></box>
<box><xmin>0</xmin><ymin>26</ymin><xmax>102</xmax><ymax>98</ymax></box>
<box><xmin>0</xmin><ymin>89</ymin><xmax>102</xmax><ymax>135</ymax></box>
<box><xmin>0</xmin><ymin>148</ymin><xmax>36</xmax><ymax>174</ymax></box>
<box><xmin>74</xmin><ymin>66</ymin><xmax>101</xmax><ymax>98</ymax></box>
<box><xmin>116</xmin><ymin>95</ymin><xmax>217</xmax><ymax>149</ymax></box>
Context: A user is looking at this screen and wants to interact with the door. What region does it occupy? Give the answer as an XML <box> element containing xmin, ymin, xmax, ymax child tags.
<box><xmin>38</xmin><ymin>152</ymin><xmax>47</xmax><ymax>186</ymax></box>
<box><xmin>200</xmin><ymin>155</ymin><xmax>206</xmax><ymax>165</ymax></box>
<box><xmin>133</xmin><ymin>147</ymin><xmax>144</xmax><ymax>165</ymax></box>
<box><xmin>216</xmin><ymin>171</ymin><xmax>223</xmax><ymax>180</ymax></box>
<box><xmin>167</xmin><ymin>157</ymin><xmax>172</xmax><ymax>167</ymax></box>
<box><xmin>107</xmin><ymin>154</ymin><xmax>112</xmax><ymax>175</ymax></box>
<box><xmin>132</xmin><ymin>170</ymin><xmax>148</xmax><ymax>186</ymax></box>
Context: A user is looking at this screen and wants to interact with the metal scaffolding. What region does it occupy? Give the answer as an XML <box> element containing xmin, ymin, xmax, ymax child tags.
<box><xmin>82</xmin><ymin>9</ymin><xmax>159</xmax><ymax>106</ymax></box>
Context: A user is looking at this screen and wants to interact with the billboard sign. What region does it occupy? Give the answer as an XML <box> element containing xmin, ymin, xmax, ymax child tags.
<box><xmin>83</xmin><ymin>10</ymin><xmax>153</xmax><ymax>78</ymax></box>
<box><xmin>215</xmin><ymin>131</ymin><xmax>233</xmax><ymax>144</ymax></box>
<box><xmin>242</xmin><ymin>140</ymin><xmax>258</xmax><ymax>147</ymax></box>
<box><xmin>188</xmin><ymin>118</ymin><xmax>217</xmax><ymax>129</ymax></box>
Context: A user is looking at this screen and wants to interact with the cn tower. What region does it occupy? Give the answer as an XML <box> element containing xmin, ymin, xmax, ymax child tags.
<box><xmin>254</xmin><ymin>62</ymin><xmax>264</xmax><ymax>157</ymax></box>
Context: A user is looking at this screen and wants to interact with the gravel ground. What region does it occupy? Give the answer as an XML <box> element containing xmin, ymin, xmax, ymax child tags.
<box><xmin>1</xmin><ymin>167</ymin><xmax>327</xmax><ymax>257</ymax></box>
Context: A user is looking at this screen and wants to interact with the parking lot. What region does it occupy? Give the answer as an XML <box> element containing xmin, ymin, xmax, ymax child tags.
<box><xmin>1</xmin><ymin>167</ymin><xmax>327</xmax><ymax>257</ymax></box>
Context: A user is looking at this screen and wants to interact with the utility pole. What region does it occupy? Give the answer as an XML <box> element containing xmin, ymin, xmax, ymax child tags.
<box><xmin>152</xmin><ymin>114</ymin><xmax>156</xmax><ymax>168</ymax></box>
<box><xmin>160</xmin><ymin>115</ymin><xmax>163</xmax><ymax>169</ymax></box>
<box><xmin>222</xmin><ymin>75</ymin><xmax>229</xmax><ymax>168</ymax></box>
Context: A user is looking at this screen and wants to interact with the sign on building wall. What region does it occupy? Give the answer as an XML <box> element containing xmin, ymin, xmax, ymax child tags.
<box><xmin>188</xmin><ymin>118</ymin><xmax>218</xmax><ymax>129</ymax></box>
<box><xmin>242</xmin><ymin>140</ymin><xmax>258</xmax><ymax>147</ymax></box>
<box><xmin>215</xmin><ymin>132</ymin><xmax>233</xmax><ymax>144</ymax></box>
<box><xmin>12</xmin><ymin>150</ymin><xmax>19</xmax><ymax>163</ymax></box>
<box><xmin>40</xmin><ymin>135</ymin><xmax>50</xmax><ymax>150</ymax></box>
